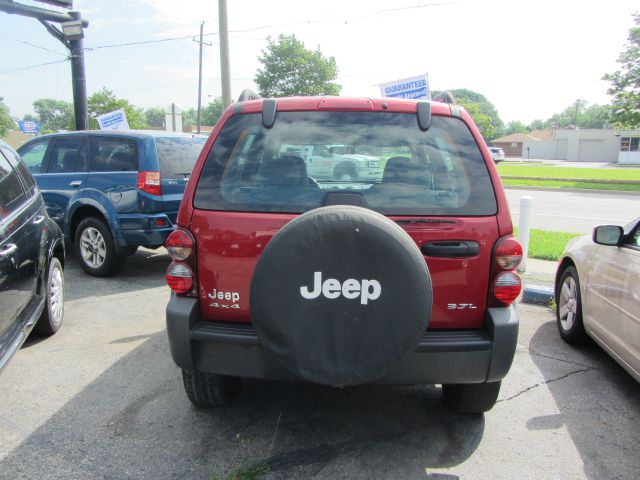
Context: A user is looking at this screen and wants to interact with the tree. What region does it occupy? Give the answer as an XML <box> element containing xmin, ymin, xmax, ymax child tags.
<box><xmin>433</xmin><ymin>88</ymin><xmax>504</xmax><ymax>137</ymax></box>
<box><xmin>542</xmin><ymin>99</ymin><xmax>610</xmax><ymax>129</ymax></box>
<box><xmin>33</xmin><ymin>98</ymin><xmax>74</xmax><ymax>132</ymax></box>
<box><xmin>528</xmin><ymin>119</ymin><xmax>545</xmax><ymax>130</ymax></box>
<box><xmin>0</xmin><ymin>100</ymin><xmax>15</xmax><ymax>136</ymax></box>
<box><xmin>87</xmin><ymin>87</ymin><xmax>146</xmax><ymax>129</ymax></box>
<box><xmin>603</xmin><ymin>13</ymin><xmax>640</xmax><ymax>127</ymax></box>
<box><xmin>504</xmin><ymin>121</ymin><xmax>528</xmax><ymax>135</ymax></box>
<box><xmin>255</xmin><ymin>34</ymin><xmax>341</xmax><ymax>97</ymax></box>
<box><xmin>145</xmin><ymin>107</ymin><xmax>165</xmax><ymax>128</ymax></box>
<box><xmin>457</xmin><ymin>98</ymin><xmax>496</xmax><ymax>140</ymax></box>
<box><xmin>201</xmin><ymin>97</ymin><xmax>224</xmax><ymax>126</ymax></box>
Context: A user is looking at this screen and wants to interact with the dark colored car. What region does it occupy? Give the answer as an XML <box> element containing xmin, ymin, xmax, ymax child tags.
<box><xmin>165</xmin><ymin>96</ymin><xmax>523</xmax><ymax>413</ymax></box>
<box><xmin>0</xmin><ymin>141</ymin><xmax>65</xmax><ymax>373</ymax></box>
<box><xmin>17</xmin><ymin>131</ymin><xmax>206</xmax><ymax>276</ymax></box>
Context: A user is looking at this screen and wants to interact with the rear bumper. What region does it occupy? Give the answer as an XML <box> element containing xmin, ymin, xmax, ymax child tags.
<box><xmin>166</xmin><ymin>295</ymin><xmax>519</xmax><ymax>385</ymax></box>
<box><xmin>116</xmin><ymin>213</ymin><xmax>176</xmax><ymax>248</ymax></box>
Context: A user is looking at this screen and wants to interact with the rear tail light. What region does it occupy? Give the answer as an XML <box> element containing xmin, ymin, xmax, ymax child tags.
<box><xmin>166</xmin><ymin>228</ymin><xmax>195</xmax><ymax>261</ymax></box>
<box><xmin>166</xmin><ymin>228</ymin><xmax>196</xmax><ymax>295</ymax></box>
<box><xmin>166</xmin><ymin>262</ymin><xmax>194</xmax><ymax>294</ymax></box>
<box><xmin>493</xmin><ymin>272</ymin><xmax>522</xmax><ymax>304</ymax></box>
<box><xmin>137</xmin><ymin>170</ymin><xmax>162</xmax><ymax>196</ymax></box>
<box><xmin>491</xmin><ymin>236</ymin><xmax>523</xmax><ymax>306</ymax></box>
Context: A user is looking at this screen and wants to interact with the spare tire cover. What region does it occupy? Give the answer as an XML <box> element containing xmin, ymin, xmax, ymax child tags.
<box><xmin>250</xmin><ymin>205</ymin><xmax>432</xmax><ymax>386</ymax></box>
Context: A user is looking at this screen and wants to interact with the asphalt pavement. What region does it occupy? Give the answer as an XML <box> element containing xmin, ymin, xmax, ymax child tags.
<box><xmin>1</xmin><ymin>251</ymin><xmax>639</xmax><ymax>479</ymax></box>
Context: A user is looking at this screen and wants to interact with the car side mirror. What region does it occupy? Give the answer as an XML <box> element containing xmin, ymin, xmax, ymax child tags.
<box><xmin>593</xmin><ymin>225</ymin><xmax>623</xmax><ymax>246</ymax></box>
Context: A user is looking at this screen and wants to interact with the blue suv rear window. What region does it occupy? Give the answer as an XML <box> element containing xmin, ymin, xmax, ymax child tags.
<box><xmin>194</xmin><ymin>111</ymin><xmax>497</xmax><ymax>216</ymax></box>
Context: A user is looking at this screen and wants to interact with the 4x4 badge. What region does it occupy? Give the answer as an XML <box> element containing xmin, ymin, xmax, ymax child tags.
<box><xmin>208</xmin><ymin>289</ymin><xmax>240</xmax><ymax>309</ymax></box>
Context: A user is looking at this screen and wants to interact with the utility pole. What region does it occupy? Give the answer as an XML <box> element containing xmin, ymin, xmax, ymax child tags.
<box><xmin>0</xmin><ymin>0</ymin><xmax>88</xmax><ymax>130</ymax></box>
<box><xmin>193</xmin><ymin>22</ymin><xmax>211</xmax><ymax>134</ymax></box>
<box><xmin>218</xmin><ymin>0</ymin><xmax>231</xmax><ymax>108</ymax></box>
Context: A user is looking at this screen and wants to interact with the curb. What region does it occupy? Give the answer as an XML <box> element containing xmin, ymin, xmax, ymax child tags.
<box><xmin>522</xmin><ymin>284</ymin><xmax>554</xmax><ymax>306</ymax></box>
<box><xmin>504</xmin><ymin>185</ymin><xmax>640</xmax><ymax>196</ymax></box>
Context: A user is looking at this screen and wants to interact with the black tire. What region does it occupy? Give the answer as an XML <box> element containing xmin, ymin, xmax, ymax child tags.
<box><xmin>35</xmin><ymin>257</ymin><xmax>64</xmax><ymax>335</ymax></box>
<box><xmin>556</xmin><ymin>266</ymin><xmax>587</xmax><ymax>344</ymax></box>
<box><xmin>74</xmin><ymin>217</ymin><xmax>122</xmax><ymax>276</ymax></box>
<box><xmin>182</xmin><ymin>369</ymin><xmax>240</xmax><ymax>407</ymax></box>
<box><xmin>333</xmin><ymin>163</ymin><xmax>357</xmax><ymax>181</ymax></box>
<box><xmin>442</xmin><ymin>381</ymin><xmax>501</xmax><ymax>414</ymax></box>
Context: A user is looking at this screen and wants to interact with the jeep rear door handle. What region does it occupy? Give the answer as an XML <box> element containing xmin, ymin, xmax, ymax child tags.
<box><xmin>0</xmin><ymin>244</ymin><xmax>17</xmax><ymax>256</ymax></box>
<box><xmin>33</xmin><ymin>215</ymin><xmax>45</xmax><ymax>225</ymax></box>
<box><xmin>421</xmin><ymin>241</ymin><xmax>480</xmax><ymax>257</ymax></box>
<box><xmin>69</xmin><ymin>180</ymin><xmax>82</xmax><ymax>187</ymax></box>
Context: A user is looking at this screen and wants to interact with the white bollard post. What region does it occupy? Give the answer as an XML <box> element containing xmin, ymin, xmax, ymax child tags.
<box><xmin>517</xmin><ymin>196</ymin><xmax>533</xmax><ymax>273</ymax></box>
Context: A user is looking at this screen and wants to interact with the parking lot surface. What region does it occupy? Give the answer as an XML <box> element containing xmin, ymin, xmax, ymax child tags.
<box><xmin>1</xmin><ymin>251</ymin><xmax>639</xmax><ymax>480</ymax></box>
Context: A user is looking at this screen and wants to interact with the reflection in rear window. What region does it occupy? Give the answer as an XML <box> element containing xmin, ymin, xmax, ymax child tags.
<box><xmin>155</xmin><ymin>136</ymin><xmax>206</xmax><ymax>179</ymax></box>
<box><xmin>194</xmin><ymin>112</ymin><xmax>497</xmax><ymax>216</ymax></box>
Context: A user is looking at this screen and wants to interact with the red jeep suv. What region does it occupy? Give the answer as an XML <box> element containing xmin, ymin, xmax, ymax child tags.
<box><xmin>165</xmin><ymin>95</ymin><xmax>522</xmax><ymax>413</ymax></box>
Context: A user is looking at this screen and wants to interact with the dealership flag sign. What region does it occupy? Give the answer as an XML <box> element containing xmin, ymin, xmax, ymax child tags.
<box><xmin>96</xmin><ymin>109</ymin><xmax>129</xmax><ymax>130</ymax></box>
<box><xmin>378</xmin><ymin>73</ymin><xmax>430</xmax><ymax>100</ymax></box>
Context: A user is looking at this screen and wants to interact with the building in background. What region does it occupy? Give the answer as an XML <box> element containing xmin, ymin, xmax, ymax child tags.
<box><xmin>492</xmin><ymin>128</ymin><xmax>640</xmax><ymax>164</ymax></box>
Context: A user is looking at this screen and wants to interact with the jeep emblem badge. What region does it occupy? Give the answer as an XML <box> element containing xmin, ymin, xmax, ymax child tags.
<box><xmin>300</xmin><ymin>271</ymin><xmax>381</xmax><ymax>305</ymax></box>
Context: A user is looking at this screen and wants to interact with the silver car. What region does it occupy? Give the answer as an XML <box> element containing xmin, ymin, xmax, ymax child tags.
<box><xmin>555</xmin><ymin>218</ymin><xmax>640</xmax><ymax>382</ymax></box>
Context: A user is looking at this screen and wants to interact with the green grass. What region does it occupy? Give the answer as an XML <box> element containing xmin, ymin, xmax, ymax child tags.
<box><xmin>501</xmin><ymin>177</ymin><xmax>640</xmax><ymax>192</ymax></box>
<box><xmin>514</xmin><ymin>227</ymin><xmax>582</xmax><ymax>261</ymax></box>
<box><xmin>211</xmin><ymin>464</ymin><xmax>268</xmax><ymax>480</ymax></box>
<box><xmin>497</xmin><ymin>164</ymin><xmax>640</xmax><ymax>181</ymax></box>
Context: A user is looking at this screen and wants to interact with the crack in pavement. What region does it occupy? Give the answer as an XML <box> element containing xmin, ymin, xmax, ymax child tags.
<box><xmin>528</xmin><ymin>349</ymin><xmax>613</xmax><ymax>372</ymax></box>
<box><xmin>498</xmin><ymin>368</ymin><xmax>593</xmax><ymax>403</ymax></box>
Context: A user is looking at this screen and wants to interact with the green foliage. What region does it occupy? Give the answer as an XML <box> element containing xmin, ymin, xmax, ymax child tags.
<box><xmin>456</xmin><ymin>97</ymin><xmax>496</xmax><ymax>140</ymax></box>
<box><xmin>255</xmin><ymin>34</ymin><xmax>341</xmax><ymax>97</ymax></box>
<box><xmin>505</xmin><ymin>121</ymin><xmax>528</xmax><ymax>135</ymax></box>
<box><xmin>33</xmin><ymin>98</ymin><xmax>74</xmax><ymax>132</ymax></box>
<box><xmin>0</xmin><ymin>101</ymin><xmax>14</xmax><ymax>136</ymax></box>
<box><xmin>603</xmin><ymin>13</ymin><xmax>640</xmax><ymax>128</ymax></box>
<box><xmin>211</xmin><ymin>464</ymin><xmax>268</xmax><ymax>480</ymax></box>
<box><xmin>144</xmin><ymin>107</ymin><xmax>165</xmax><ymax>128</ymax></box>
<box><xmin>523</xmin><ymin>100</ymin><xmax>611</xmax><ymax>131</ymax></box>
<box><xmin>201</xmin><ymin>97</ymin><xmax>224</xmax><ymax>126</ymax></box>
<box><xmin>513</xmin><ymin>227</ymin><xmax>581</xmax><ymax>262</ymax></box>
<box><xmin>528</xmin><ymin>119</ymin><xmax>545</xmax><ymax>130</ymax></box>
<box><xmin>433</xmin><ymin>88</ymin><xmax>504</xmax><ymax>138</ymax></box>
<box><xmin>87</xmin><ymin>87</ymin><xmax>146</xmax><ymax>130</ymax></box>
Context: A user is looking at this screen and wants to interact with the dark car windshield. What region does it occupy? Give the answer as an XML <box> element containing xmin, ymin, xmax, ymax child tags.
<box><xmin>155</xmin><ymin>136</ymin><xmax>206</xmax><ymax>179</ymax></box>
<box><xmin>194</xmin><ymin>111</ymin><xmax>497</xmax><ymax>216</ymax></box>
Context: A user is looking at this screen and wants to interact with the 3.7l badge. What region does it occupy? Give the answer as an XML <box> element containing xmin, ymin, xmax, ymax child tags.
<box><xmin>447</xmin><ymin>303</ymin><xmax>477</xmax><ymax>310</ymax></box>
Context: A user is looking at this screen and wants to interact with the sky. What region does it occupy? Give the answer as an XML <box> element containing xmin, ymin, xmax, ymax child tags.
<box><xmin>0</xmin><ymin>0</ymin><xmax>638</xmax><ymax>125</ymax></box>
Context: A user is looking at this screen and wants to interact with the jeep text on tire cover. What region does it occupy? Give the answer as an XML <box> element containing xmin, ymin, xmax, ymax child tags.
<box><xmin>299</xmin><ymin>272</ymin><xmax>381</xmax><ymax>305</ymax></box>
<box><xmin>165</xmin><ymin>95</ymin><xmax>522</xmax><ymax>413</ymax></box>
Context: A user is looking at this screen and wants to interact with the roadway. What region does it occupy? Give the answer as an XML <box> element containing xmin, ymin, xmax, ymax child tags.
<box><xmin>505</xmin><ymin>188</ymin><xmax>640</xmax><ymax>234</ymax></box>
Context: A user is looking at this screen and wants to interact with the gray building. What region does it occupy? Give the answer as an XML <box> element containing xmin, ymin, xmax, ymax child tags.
<box><xmin>522</xmin><ymin>129</ymin><xmax>621</xmax><ymax>163</ymax></box>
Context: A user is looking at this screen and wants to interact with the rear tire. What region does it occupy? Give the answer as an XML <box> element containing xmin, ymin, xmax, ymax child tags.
<box><xmin>35</xmin><ymin>257</ymin><xmax>64</xmax><ymax>335</ymax></box>
<box><xmin>442</xmin><ymin>381</ymin><xmax>501</xmax><ymax>413</ymax></box>
<box><xmin>182</xmin><ymin>369</ymin><xmax>240</xmax><ymax>407</ymax></box>
<box><xmin>74</xmin><ymin>217</ymin><xmax>122</xmax><ymax>276</ymax></box>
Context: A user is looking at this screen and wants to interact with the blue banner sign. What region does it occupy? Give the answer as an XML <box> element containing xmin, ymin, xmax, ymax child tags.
<box><xmin>18</xmin><ymin>120</ymin><xmax>41</xmax><ymax>134</ymax></box>
<box><xmin>379</xmin><ymin>74</ymin><xmax>430</xmax><ymax>100</ymax></box>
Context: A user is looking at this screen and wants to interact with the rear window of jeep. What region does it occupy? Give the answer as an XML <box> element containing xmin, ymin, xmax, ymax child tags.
<box><xmin>194</xmin><ymin>111</ymin><xmax>497</xmax><ymax>216</ymax></box>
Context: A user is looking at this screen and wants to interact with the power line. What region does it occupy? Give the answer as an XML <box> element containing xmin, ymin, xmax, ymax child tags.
<box><xmin>0</xmin><ymin>34</ymin><xmax>67</xmax><ymax>56</ymax></box>
<box><xmin>0</xmin><ymin>57</ymin><xmax>69</xmax><ymax>74</ymax></box>
<box><xmin>83</xmin><ymin>34</ymin><xmax>196</xmax><ymax>51</ymax></box>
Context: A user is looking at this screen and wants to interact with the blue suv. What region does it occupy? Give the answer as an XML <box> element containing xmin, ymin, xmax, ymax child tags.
<box><xmin>17</xmin><ymin>130</ymin><xmax>206</xmax><ymax>276</ymax></box>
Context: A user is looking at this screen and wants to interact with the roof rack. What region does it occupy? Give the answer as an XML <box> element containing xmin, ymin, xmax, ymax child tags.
<box><xmin>237</xmin><ymin>89</ymin><xmax>261</xmax><ymax>102</ymax></box>
<box><xmin>432</xmin><ymin>91</ymin><xmax>456</xmax><ymax>104</ymax></box>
